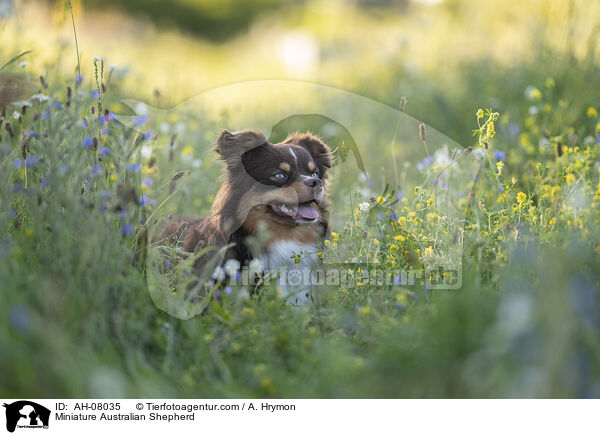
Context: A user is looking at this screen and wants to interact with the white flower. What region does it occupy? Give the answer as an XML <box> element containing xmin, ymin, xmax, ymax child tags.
<box><xmin>159</xmin><ymin>122</ymin><xmax>171</xmax><ymax>134</ymax></box>
<box><xmin>94</xmin><ymin>56</ymin><xmax>101</xmax><ymax>61</ymax></box>
<box><xmin>109</xmin><ymin>64</ymin><xmax>116</xmax><ymax>70</ymax></box>
<box><xmin>358</xmin><ymin>201</ymin><xmax>370</xmax><ymax>213</ymax></box>
<box><xmin>249</xmin><ymin>258</ymin><xmax>263</xmax><ymax>274</ymax></box>
<box><xmin>18</xmin><ymin>61</ymin><xmax>27</xmax><ymax>68</ymax></box>
<box><xmin>12</xmin><ymin>111</ymin><xmax>20</xmax><ymax>120</ymax></box>
<box><xmin>135</xmin><ymin>102</ymin><xmax>148</xmax><ymax>116</ymax></box>
<box><xmin>211</xmin><ymin>266</ymin><xmax>225</xmax><ymax>282</ymax></box>
<box><xmin>30</xmin><ymin>94</ymin><xmax>49</xmax><ymax>102</ymax></box>
<box><xmin>224</xmin><ymin>259</ymin><xmax>240</xmax><ymax>277</ymax></box>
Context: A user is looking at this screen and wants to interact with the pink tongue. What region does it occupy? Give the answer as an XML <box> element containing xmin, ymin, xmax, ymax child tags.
<box><xmin>296</xmin><ymin>204</ymin><xmax>318</xmax><ymax>220</ymax></box>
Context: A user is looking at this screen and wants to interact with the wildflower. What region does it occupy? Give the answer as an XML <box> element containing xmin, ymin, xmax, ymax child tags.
<box><xmin>99</xmin><ymin>147</ymin><xmax>112</xmax><ymax>155</ymax></box>
<box><xmin>493</xmin><ymin>150</ymin><xmax>506</xmax><ymax>161</ymax></box>
<box><xmin>397</xmin><ymin>216</ymin><xmax>406</xmax><ymax>226</ymax></box>
<box><xmin>525</xmin><ymin>86</ymin><xmax>542</xmax><ymax>101</ymax></box>
<box><xmin>417</xmin><ymin>156</ymin><xmax>434</xmax><ymax>171</ymax></box>
<box><xmin>121</xmin><ymin>225</ymin><xmax>133</xmax><ymax>236</ymax></box>
<box><xmin>373</xmin><ymin>238</ymin><xmax>379</xmax><ymax>246</ymax></box>
<box><xmin>25</xmin><ymin>156</ymin><xmax>40</xmax><ymax>166</ymax></box>
<box><xmin>83</xmin><ymin>137</ymin><xmax>94</xmax><ymax>148</ymax></box>
<box><xmin>182</xmin><ymin>146</ymin><xmax>194</xmax><ymax>156</ymax></box>
<box><xmin>249</xmin><ymin>258</ymin><xmax>263</xmax><ymax>274</ymax></box>
<box><xmin>134</xmin><ymin>115</ymin><xmax>148</xmax><ymax>126</ymax></box>
<box><xmin>224</xmin><ymin>286</ymin><xmax>233</xmax><ymax>296</ymax></box>
<box><xmin>101</xmin><ymin>128</ymin><xmax>111</xmax><ymax>135</ymax></box>
<box><xmin>75</xmin><ymin>74</ymin><xmax>83</xmax><ymax>85</ymax></box>
<box><xmin>376</xmin><ymin>196</ymin><xmax>384</xmax><ymax>204</ymax></box>
<box><xmin>496</xmin><ymin>161</ymin><xmax>504</xmax><ymax>176</ymax></box>
<box><xmin>144</xmin><ymin>130</ymin><xmax>153</xmax><ymax>140</ymax></box>
<box><xmin>29</xmin><ymin>131</ymin><xmax>40</xmax><ymax>138</ymax></box>
<box><xmin>41</xmin><ymin>109</ymin><xmax>50</xmax><ymax>121</ymax></box>
<box><xmin>389</xmin><ymin>244</ymin><xmax>399</xmax><ymax>253</ymax></box>
<box><xmin>545</xmin><ymin>77</ymin><xmax>555</xmax><ymax>88</ymax></box>
<box><xmin>566</xmin><ymin>173</ymin><xmax>576</xmax><ymax>186</ymax></box>
<box><xmin>90</xmin><ymin>90</ymin><xmax>100</xmax><ymax>99</ymax></box>
<box><xmin>498</xmin><ymin>183</ymin><xmax>505</xmax><ymax>192</ymax></box>
<box><xmin>587</xmin><ymin>107</ymin><xmax>598</xmax><ymax>118</ymax></box>
<box><xmin>476</xmin><ymin>109</ymin><xmax>484</xmax><ymax>119</ymax></box>
<box><xmin>396</xmin><ymin>293</ymin><xmax>407</xmax><ymax>304</ymax></box>
<box><xmin>126</xmin><ymin>163</ymin><xmax>141</xmax><ymax>173</ymax></box>
<box><xmin>357</xmin><ymin>306</ymin><xmax>371</xmax><ymax>315</ymax></box>
<box><xmin>94</xmin><ymin>56</ymin><xmax>101</xmax><ymax>61</ymax></box>
<box><xmin>90</xmin><ymin>164</ymin><xmax>101</xmax><ymax>177</ymax></box>
<box><xmin>354</xmin><ymin>305</ymin><xmax>360</xmax><ymax>311</ymax></box>
<box><xmin>13</xmin><ymin>158</ymin><xmax>23</xmax><ymax>168</ymax></box>
<box><xmin>18</xmin><ymin>61</ymin><xmax>27</xmax><ymax>68</ymax></box>
<box><xmin>516</xmin><ymin>192</ymin><xmax>527</xmax><ymax>204</ymax></box>
<box><xmin>54</xmin><ymin>102</ymin><xmax>63</xmax><ymax>110</ymax></box>
<box><xmin>12</xmin><ymin>111</ymin><xmax>20</xmax><ymax>120</ymax></box>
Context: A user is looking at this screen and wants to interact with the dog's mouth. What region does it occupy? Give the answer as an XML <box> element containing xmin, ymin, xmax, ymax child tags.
<box><xmin>268</xmin><ymin>201</ymin><xmax>319</xmax><ymax>225</ymax></box>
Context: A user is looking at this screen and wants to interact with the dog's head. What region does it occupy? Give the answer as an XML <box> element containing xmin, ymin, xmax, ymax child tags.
<box><xmin>215</xmin><ymin>129</ymin><xmax>332</xmax><ymax>231</ymax></box>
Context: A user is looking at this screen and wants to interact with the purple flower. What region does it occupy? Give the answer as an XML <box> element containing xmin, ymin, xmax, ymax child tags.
<box><xmin>13</xmin><ymin>158</ymin><xmax>23</xmax><ymax>168</ymax></box>
<box><xmin>165</xmin><ymin>259</ymin><xmax>171</xmax><ymax>267</ymax></box>
<box><xmin>80</xmin><ymin>118</ymin><xmax>88</xmax><ymax>128</ymax></box>
<box><xmin>118</xmin><ymin>209</ymin><xmax>127</xmax><ymax>217</ymax></box>
<box><xmin>83</xmin><ymin>137</ymin><xmax>94</xmax><ymax>148</ymax></box>
<box><xmin>91</xmin><ymin>164</ymin><xmax>101</xmax><ymax>176</ymax></box>
<box><xmin>390</xmin><ymin>212</ymin><xmax>398</xmax><ymax>221</ymax></box>
<box><xmin>90</xmin><ymin>90</ymin><xmax>100</xmax><ymax>99</ymax></box>
<box><xmin>139</xmin><ymin>195</ymin><xmax>149</xmax><ymax>206</ymax></box>
<box><xmin>101</xmin><ymin>128</ymin><xmax>111</xmax><ymax>135</ymax></box>
<box><xmin>596</xmin><ymin>134</ymin><xmax>600</xmax><ymax>144</ymax></box>
<box><xmin>134</xmin><ymin>115</ymin><xmax>148</xmax><ymax>126</ymax></box>
<box><xmin>498</xmin><ymin>183</ymin><xmax>505</xmax><ymax>192</ymax></box>
<box><xmin>99</xmin><ymin>147</ymin><xmax>112</xmax><ymax>155</ymax></box>
<box><xmin>121</xmin><ymin>224</ymin><xmax>133</xmax><ymax>236</ymax></box>
<box><xmin>225</xmin><ymin>286</ymin><xmax>233</xmax><ymax>295</ymax></box>
<box><xmin>354</xmin><ymin>304</ymin><xmax>360</xmax><ymax>311</ymax></box>
<box><xmin>214</xmin><ymin>289</ymin><xmax>221</xmax><ymax>298</ymax></box>
<box><xmin>25</xmin><ymin>156</ymin><xmax>40</xmax><ymax>166</ymax></box>
<box><xmin>75</xmin><ymin>74</ymin><xmax>83</xmax><ymax>85</ymax></box>
<box><xmin>144</xmin><ymin>130</ymin><xmax>153</xmax><ymax>140</ymax></box>
<box><xmin>40</xmin><ymin>177</ymin><xmax>47</xmax><ymax>187</ymax></box>
<box><xmin>417</xmin><ymin>156</ymin><xmax>434</xmax><ymax>171</ymax></box>
<box><xmin>41</xmin><ymin>109</ymin><xmax>50</xmax><ymax>121</ymax></box>
<box><xmin>396</xmin><ymin>302</ymin><xmax>405</xmax><ymax>311</ymax></box>
<box><xmin>493</xmin><ymin>150</ymin><xmax>506</xmax><ymax>161</ymax></box>
<box><xmin>143</xmin><ymin>177</ymin><xmax>153</xmax><ymax>187</ymax></box>
<box><xmin>126</xmin><ymin>163</ymin><xmax>141</xmax><ymax>173</ymax></box>
<box><xmin>29</xmin><ymin>131</ymin><xmax>41</xmax><ymax>138</ymax></box>
<box><xmin>393</xmin><ymin>274</ymin><xmax>402</xmax><ymax>285</ymax></box>
<box><xmin>54</xmin><ymin>102</ymin><xmax>63</xmax><ymax>110</ymax></box>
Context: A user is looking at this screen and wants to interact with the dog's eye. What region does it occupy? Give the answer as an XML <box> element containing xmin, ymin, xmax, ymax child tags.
<box><xmin>311</xmin><ymin>171</ymin><xmax>319</xmax><ymax>178</ymax></box>
<box><xmin>271</xmin><ymin>172</ymin><xmax>288</xmax><ymax>181</ymax></box>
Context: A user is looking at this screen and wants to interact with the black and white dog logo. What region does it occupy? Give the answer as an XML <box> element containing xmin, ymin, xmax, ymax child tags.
<box><xmin>3</xmin><ymin>401</ymin><xmax>50</xmax><ymax>432</ymax></box>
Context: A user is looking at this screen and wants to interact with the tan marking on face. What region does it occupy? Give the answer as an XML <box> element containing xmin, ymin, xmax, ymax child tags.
<box><xmin>307</xmin><ymin>161</ymin><xmax>315</xmax><ymax>172</ymax></box>
<box><xmin>279</xmin><ymin>162</ymin><xmax>291</xmax><ymax>172</ymax></box>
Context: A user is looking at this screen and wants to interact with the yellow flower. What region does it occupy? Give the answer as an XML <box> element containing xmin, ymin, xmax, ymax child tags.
<box><xmin>182</xmin><ymin>145</ymin><xmax>194</xmax><ymax>156</ymax></box>
<box><xmin>376</xmin><ymin>196</ymin><xmax>384</xmax><ymax>204</ymax></box>
<box><xmin>476</xmin><ymin>109</ymin><xmax>484</xmax><ymax>119</ymax></box>
<box><xmin>496</xmin><ymin>160</ymin><xmax>504</xmax><ymax>176</ymax></box>
<box><xmin>545</xmin><ymin>77</ymin><xmax>555</xmax><ymax>88</ymax></box>
<box><xmin>357</xmin><ymin>306</ymin><xmax>371</xmax><ymax>315</ymax></box>
<box><xmin>331</xmin><ymin>231</ymin><xmax>339</xmax><ymax>240</ymax></box>
<box><xmin>566</xmin><ymin>173</ymin><xmax>576</xmax><ymax>186</ymax></box>
<box><xmin>393</xmin><ymin>234</ymin><xmax>405</xmax><ymax>242</ymax></box>
<box><xmin>389</xmin><ymin>244</ymin><xmax>399</xmax><ymax>253</ymax></box>
<box><xmin>528</xmin><ymin>87</ymin><xmax>542</xmax><ymax>100</ymax></box>
<box><xmin>397</xmin><ymin>216</ymin><xmax>406</xmax><ymax>226</ymax></box>
<box><xmin>373</xmin><ymin>239</ymin><xmax>379</xmax><ymax>246</ymax></box>
<box><xmin>426</xmin><ymin>197</ymin><xmax>435</xmax><ymax>207</ymax></box>
<box><xmin>516</xmin><ymin>192</ymin><xmax>527</xmax><ymax>204</ymax></box>
<box><xmin>587</xmin><ymin>107</ymin><xmax>598</xmax><ymax>118</ymax></box>
<box><xmin>396</xmin><ymin>293</ymin><xmax>407</xmax><ymax>304</ymax></box>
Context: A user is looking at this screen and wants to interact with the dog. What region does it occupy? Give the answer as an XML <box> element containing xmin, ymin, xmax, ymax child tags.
<box><xmin>159</xmin><ymin>129</ymin><xmax>332</xmax><ymax>304</ymax></box>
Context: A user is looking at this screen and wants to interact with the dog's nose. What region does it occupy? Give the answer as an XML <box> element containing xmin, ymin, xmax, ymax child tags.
<box><xmin>304</xmin><ymin>177</ymin><xmax>322</xmax><ymax>188</ymax></box>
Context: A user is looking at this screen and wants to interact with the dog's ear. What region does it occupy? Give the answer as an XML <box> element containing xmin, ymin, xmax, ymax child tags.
<box><xmin>216</xmin><ymin>130</ymin><xmax>266</xmax><ymax>162</ymax></box>
<box><xmin>287</xmin><ymin>133</ymin><xmax>332</xmax><ymax>174</ymax></box>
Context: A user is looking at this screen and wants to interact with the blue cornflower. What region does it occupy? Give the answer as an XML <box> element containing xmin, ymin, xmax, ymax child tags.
<box><xmin>91</xmin><ymin>164</ymin><xmax>101</xmax><ymax>176</ymax></box>
<box><xmin>139</xmin><ymin>195</ymin><xmax>149</xmax><ymax>206</ymax></box>
<box><xmin>101</xmin><ymin>128</ymin><xmax>111</xmax><ymax>135</ymax></box>
<box><xmin>54</xmin><ymin>102</ymin><xmax>63</xmax><ymax>110</ymax></box>
<box><xmin>390</xmin><ymin>212</ymin><xmax>399</xmax><ymax>221</ymax></box>
<box><xmin>13</xmin><ymin>158</ymin><xmax>23</xmax><ymax>168</ymax></box>
<box><xmin>225</xmin><ymin>286</ymin><xmax>233</xmax><ymax>295</ymax></box>
<box><xmin>165</xmin><ymin>259</ymin><xmax>171</xmax><ymax>267</ymax></box>
<box><xmin>90</xmin><ymin>90</ymin><xmax>100</xmax><ymax>99</ymax></box>
<box><xmin>83</xmin><ymin>137</ymin><xmax>94</xmax><ymax>148</ymax></box>
<box><xmin>121</xmin><ymin>225</ymin><xmax>133</xmax><ymax>236</ymax></box>
<box><xmin>99</xmin><ymin>147</ymin><xmax>112</xmax><ymax>155</ymax></box>
<box><xmin>134</xmin><ymin>115</ymin><xmax>148</xmax><ymax>126</ymax></box>
<box><xmin>143</xmin><ymin>177</ymin><xmax>153</xmax><ymax>187</ymax></box>
<box><xmin>354</xmin><ymin>304</ymin><xmax>360</xmax><ymax>311</ymax></box>
<box><xmin>25</xmin><ymin>156</ymin><xmax>40</xmax><ymax>166</ymax></box>
<box><xmin>494</xmin><ymin>150</ymin><xmax>506</xmax><ymax>161</ymax></box>
<box><xmin>417</xmin><ymin>156</ymin><xmax>434</xmax><ymax>171</ymax></box>
<box><xmin>41</xmin><ymin>109</ymin><xmax>50</xmax><ymax>121</ymax></box>
<box><xmin>118</xmin><ymin>209</ymin><xmax>127</xmax><ymax>217</ymax></box>
<box><xmin>75</xmin><ymin>74</ymin><xmax>83</xmax><ymax>85</ymax></box>
<box><xmin>126</xmin><ymin>163</ymin><xmax>141</xmax><ymax>173</ymax></box>
<box><xmin>396</xmin><ymin>302</ymin><xmax>405</xmax><ymax>311</ymax></box>
<box><xmin>29</xmin><ymin>131</ymin><xmax>41</xmax><ymax>138</ymax></box>
<box><xmin>144</xmin><ymin>130</ymin><xmax>153</xmax><ymax>140</ymax></box>
<box><xmin>80</xmin><ymin>118</ymin><xmax>88</xmax><ymax>128</ymax></box>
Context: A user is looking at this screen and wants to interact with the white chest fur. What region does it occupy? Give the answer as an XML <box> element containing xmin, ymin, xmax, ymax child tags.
<box><xmin>259</xmin><ymin>240</ymin><xmax>319</xmax><ymax>306</ymax></box>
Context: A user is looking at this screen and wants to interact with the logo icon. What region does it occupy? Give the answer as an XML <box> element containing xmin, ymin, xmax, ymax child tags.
<box><xmin>3</xmin><ymin>401</ymin><xmax>50</xmax><ymax>433</ymax></box>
